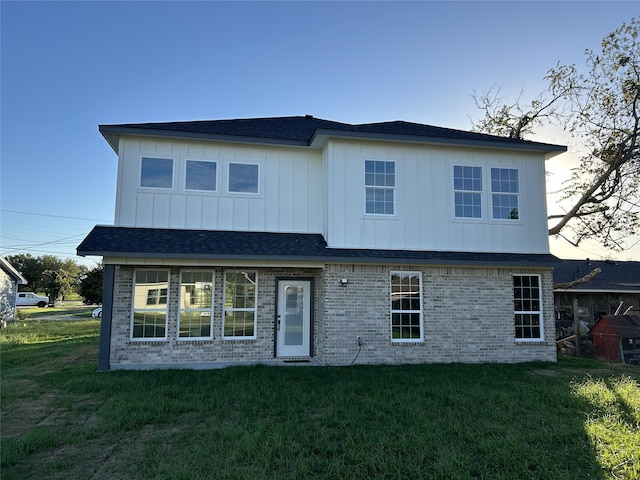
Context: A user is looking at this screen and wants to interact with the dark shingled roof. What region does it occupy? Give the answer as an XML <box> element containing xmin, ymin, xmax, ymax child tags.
<box><xmin>553</xmin><ymin>259</ymin><xmax>640</xmax><ymax>291</ymax></box>
<box><xmin>594</xmin><ymin>315</ymin><xmax>640</xmax><ymax>339</ymax></box>
<box><xmin>77</xmin><ymin>226</ymin><xmax>558</xmax><ymax>267</ymax></box>
<box><xmin>99</xmin><ymin>116</ymin><xmax>567</xmax><ymax>154</ymax></box>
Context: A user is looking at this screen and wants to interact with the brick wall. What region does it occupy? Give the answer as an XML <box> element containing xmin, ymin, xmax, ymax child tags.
<box><xmin>109</xmin><ymin>266</ymin><xmax>320</xmax><ymax>368</ymax></box>
<box><xmin>319</xmin><ymin>264</ymin><xmax>556</xmax><ymax>365</ymax></box>
<box><xmin>108</xmin><ymin>263</ymin><xmax>556</xmax><ymax>368</ymax></box>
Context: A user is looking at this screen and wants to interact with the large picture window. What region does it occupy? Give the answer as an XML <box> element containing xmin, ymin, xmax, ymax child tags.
<box><xmin>140</xmin><ymin>157</ymin><xmax>173</xmax><ymax>189</ymax></box>
<box><xmin>228</xmin><ymin>163</ymin><xmax>259</xmax><ymax>193</ymax></box>
<box><xmin>513</xmin><ymin>275</ymin><xmax>543</xmax><ymax>341</ymax></box>
<box><xmin>132</xmin><ymin>270</ymin><xmax>169</xmax><ymax>340</ymax></box>
<box><xmin>179</xmin><ymin>271</ymin><xmax>214</xmax><ymax>339</ymax></box>
<box><xmin>365</xmin><ymin>160</ymin><xmax>395</xmax><ymax>215</ymax></box>
<box><xmin>223</xmin><ymin>271</ymin><xmax>257</xmax><ymax>338</ymax></box>
<box><xmin>454</xmin><ymin>165</ymin><xmax>482</xmax><ymax>218</ymax></box>
<box><xmin>491</xmin><ymin>168</ymin><xmax>519</xmax><ymax>220</ymax></box>
<box><xmin>391</xmin><ymin>272</ymin><xmax>423</xmax><ymax>342</ymax></box>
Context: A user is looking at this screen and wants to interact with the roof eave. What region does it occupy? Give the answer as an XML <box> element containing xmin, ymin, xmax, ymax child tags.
<box><xmin>99</xmin><ymin>125</ymin><xmax>310</xmax><ymax>154</ymax></box>
<box><xmin>77</xmin><ymin>249</ymin><xmax>557</xmax><ymax>268</ymax></box>
<box><xmin>0</xmin><ymin>256</ymin><xmax>27</xmax><ymax>284</ymax></box>
<box><xmin>311</xmin><ymin>129</ymin><xmax>567</xmax><ymax>155</ymax></box>
<box><xmin>99</xmin><ymin>124</ymin><xmax>567</xmax><ymax>156</ymax></box>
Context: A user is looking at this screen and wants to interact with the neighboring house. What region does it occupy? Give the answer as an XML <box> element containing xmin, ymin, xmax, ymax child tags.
<box><xmin>77</xmin><ymin>116</ymin><xmax>566</xmax><ymax>370</ymax></box>
<box><xmin>0</xmin><ymin>255</ymin><xmax>27</xmax><ymax>327</ymax></box>
<box><xmin>590</xmin><ymin>315</ymin><xmax>640</xmax><ymax>364</ymax></box>
<box><xmin>553</xmin><ymin>259</ymin><xmax>640</xmax><ymax>332</ymax></box>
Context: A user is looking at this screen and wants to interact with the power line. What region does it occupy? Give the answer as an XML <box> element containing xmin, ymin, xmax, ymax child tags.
<box><xmin>0</xmin><ymin>209</ymin><xmax>111</xmax><ymax>222</ymax></box>
<box><xmin>0</xmin><ymin>233</ymin><xmax>87</xmax><ymax>253</ymax></box>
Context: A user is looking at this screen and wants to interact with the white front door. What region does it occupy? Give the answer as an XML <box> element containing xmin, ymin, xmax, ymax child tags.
<box><xmin>276</xmin><ymin>280</ymin><xmax>311</xmax><ymax>358</ymax></box>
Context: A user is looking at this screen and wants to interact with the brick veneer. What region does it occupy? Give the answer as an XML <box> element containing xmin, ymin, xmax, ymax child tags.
<box><xmin>320</xmin><ymin>264</ymin><xmax>556</xmax><ymax>365</ymax></box>
<box><xmin>108</xmin><ymin>263</ymin><xmax>556</xmax><ymax>368</ymax></box>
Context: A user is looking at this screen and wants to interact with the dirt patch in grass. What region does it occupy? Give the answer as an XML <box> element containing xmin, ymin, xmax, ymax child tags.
<box><xmin>36</xmin><ymin>345</ymin><xmax>99</xmax><ymax>375</ymax></box>
<box><xmin>19</xmin><ymin>423</ymin><xmax>185</xmax><ymax>480</ymax></box>
<box><xmin>530</xmin><ymin>369</ymin><xmax>559</xmax><ymax>377</ymax></box>
<box><xmin>2</xmin><ymin>384</ymin><xmax>101</xmax><ymax>441</ymax></box>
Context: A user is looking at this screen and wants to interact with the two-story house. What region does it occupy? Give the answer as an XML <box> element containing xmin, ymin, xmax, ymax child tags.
<box><xmin>77</xmin><ymin>116</ymin><xmax>566</xmax><ymax>370</ymax></box>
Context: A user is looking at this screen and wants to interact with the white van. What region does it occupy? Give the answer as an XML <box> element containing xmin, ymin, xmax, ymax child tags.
<box><xmin>16</xmin><ymin>292</ymin><xmax>49</xmax><ymax>307</ymax></box>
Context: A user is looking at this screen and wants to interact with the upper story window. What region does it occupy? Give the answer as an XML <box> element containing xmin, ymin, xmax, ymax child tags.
<box><xmin>140</xmin><ymin>157</ymin><xmax>173</xmax><ymax>189</ymax></box>
<box><xmin>491</xmin><ymin>168</ymin><xmax>519</xmax><ymax>220</ymax></box>
<box><xmin>390</xmin><ymin>272</ymin><xmax>423</xmax><ymax>342</ymax></box>
<box><xmin>513</xmin><ymin>274</ymin><xmax>543</xmax><ymax>341</ymax></box>
<box><xmin>131</xmin><ymin>270</ymin><xmax>169</xmax><ymax>340</ymax></box>
<box><xmin>186</xmin><ymin>160</ymin><xmax>217</xmax><ymax>192</ymax></box>
<box><xmin>365</xmin><ymin>160</ymin><xmax>395</xmax><ymax>215</ymax></box>
<box><xmin>453</xmin><ymin>165</ymin><xmax>482</xmax><ymax>218</ymax></box>
<box><xmin>228</xmin><ymin>163</ymin><xmax>259</xmax><ymax>194</ymax></box>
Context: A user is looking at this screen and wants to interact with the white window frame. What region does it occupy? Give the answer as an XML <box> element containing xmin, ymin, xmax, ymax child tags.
<box><xmin>453</xmin><ymin>165</ymin><xmax>483</xmax><ymax>219</ymax></box>
<box><xmin>227</xmin><ymin>162</ymin><xmax>260</xmax><ymax>194</ymax></box>
<box><xmin>491</xmin><ymin>168</ymin><xmax>520</xmax><ymax>220</ymax></box>
<box><xmin>364</xmin><ymin>159</ymin><xmax>396</xmax><ymax>216</ymax></box>
<box><xmin>184</xmin><ymin>159</ymin><xmax>218</xmax><ymax>193</ymax></box>
<box><xmin>390</xmin><ymin>271</ymin><xmax>423</xmax><ymax>343</ymax></box>
<box><xmin>178</xmin><ymin>270</ymin><xmax>214</xmax><ymax>341</ymax></box>
<box><xmin>140</xmin><ymin>156</ymin><xmax>175</xmax><ymax>189</ymax></box>
<box><xmin>223</xmin><ymin>270</ymin><xmax>258</xmax><ymax>340</ymax></box>
<box><xmin>130</xmin><ymin>269</ymin><xmax>169</xmax><ymax>341</ymax></box>
<box><xmin>513</xmin><ymin>274</ymin><xmax>544</xmax><ymax>342</ymax></box>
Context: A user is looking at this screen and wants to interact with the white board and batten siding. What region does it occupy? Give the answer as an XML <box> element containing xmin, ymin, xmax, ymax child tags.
<box><xmin>114</xmin><ymin>136</ymin><xmax>551</xmax><ymax>255</ymax></box>
<box><xmin>324</xmin><ymin>140</ymin><xmax>551</xmax><ymax>254</ymax></box>
<box><xmin>115</xmin><ymin>137</ymin><xmax>324</xmax><ymax>234</ymax></box>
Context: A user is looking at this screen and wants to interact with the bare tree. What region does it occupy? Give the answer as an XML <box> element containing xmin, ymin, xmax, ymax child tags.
<box><xmin>472</xmin><ymin>17</ymin><xmax>640</xmax><ymax>251</ymax></box>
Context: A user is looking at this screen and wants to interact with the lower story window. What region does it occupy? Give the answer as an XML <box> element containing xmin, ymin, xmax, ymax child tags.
<box><xmin>391</xmin><ymin>272</ymin><xmax>423</xmax><ymax>341</ymax></box>
<box><xmin>179</xmin><ymin>271</ymin><xmax>214</xmax><ymax>339</ymax></box>
<box><xmin>132</xmin><ymin>270</ymin><xmax>169</xmax><ymax>340</ymax></box>
<box><xmin>223</xmin><ymin>271</ymin><xmax>257</xmax><ymax>339</ymax></box>
<box><xmin>514</xmin><ymin>274</ymin><xmax>543</xmax><ymax>341</ymax></box>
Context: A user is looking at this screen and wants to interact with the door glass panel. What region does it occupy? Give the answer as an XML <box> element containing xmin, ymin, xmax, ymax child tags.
<box><xmin>284</xmin><ymin>286</ymin><xmax>304</xmax><ymax>346</ymax></box>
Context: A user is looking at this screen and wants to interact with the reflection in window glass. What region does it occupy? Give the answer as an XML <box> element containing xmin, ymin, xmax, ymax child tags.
<box><xmin>229</xmin><ymin>163</ymin><xmax>259</xmax><ymax>193</ymax></box>
<box><xmin>223</xmin><ymin>271</ymin><xmax>257</xmax><ymax>338</ymax></box>
<box><xmin>514</xmin><ymin>275</ymin><xmax>543</xmax><ymax>340</ymax></box>
<box><xmin>491</xmin><ymin>168</ymin><xmax>519</xmax><ymax>220</ymax></box>
<box><xmin>179</xmin><ymin>271</ymin><xmax>214</xmax><ymax>339</ymax></box>
<box><xmin>390</xmin><ymin>272</ymin><xmax>423</xmax><ymax>341</ymax></box>
<box><xmin>186</xmin><ymin>160</ymin><xmax>217</xmax><ymax>191</ymax></box>
<box><xmin>132</xmin><ymin>270</ymin><xmax>169</xmax><ymax>339</ymax></box>
<box><xmin>365</xmin><ymin>160</ymin><xmax>395</xmax><ymax>214</ymax></box>
<box><xmin>141</xmin><ymin>157</ymin><xmax>173</xmax><ymax>188</ymax></box>
<box><xmin>454</xmin><ymin>165</ymin><xmax>482</xmax><ymax>218</ymax></box>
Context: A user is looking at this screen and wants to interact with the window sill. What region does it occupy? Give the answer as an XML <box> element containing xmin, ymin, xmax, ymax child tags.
<box><xmin>127</xmin><ymin>339</ymin><xmax>168</xmax><ymax>345</ymax></box>
<box><xmin>514</xmin><ymin>339</ymin><xmax>546</xmax><ymax>345</ymax></box>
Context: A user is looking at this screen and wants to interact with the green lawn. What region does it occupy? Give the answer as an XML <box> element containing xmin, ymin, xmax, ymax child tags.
<box><xmin>1</xmin><ymin>320</ymin><xmax>638</xmax><ymax>480</ymax></box>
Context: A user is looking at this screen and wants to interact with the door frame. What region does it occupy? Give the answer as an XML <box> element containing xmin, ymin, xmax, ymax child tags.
<box><xmin>274</xmin><ymin>277</ymin><xmax>314</xmax><ymax>358</ymax></box>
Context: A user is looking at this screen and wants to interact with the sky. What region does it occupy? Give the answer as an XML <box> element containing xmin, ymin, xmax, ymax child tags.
<box><xmin>1</xmin><ymin>0</ymin><xmax>639</xmax><ymax>268</ymax></box>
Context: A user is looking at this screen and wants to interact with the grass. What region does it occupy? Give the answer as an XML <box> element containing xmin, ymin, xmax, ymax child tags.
<box><xmin>1</xmin><ymin>321</ymin><xmax>639</xmax><ymax>480</ymax></box>
<box><xmin>15</xmin><ymin>300</ymin><xmax>96</xmax><ymax>321</ymax></box>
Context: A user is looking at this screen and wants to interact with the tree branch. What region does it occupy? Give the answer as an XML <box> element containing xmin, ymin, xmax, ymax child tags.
<box><xmin>553</xmin><ymin>267</ymin><xmax>601</xmax><ymax>289</ymax></box>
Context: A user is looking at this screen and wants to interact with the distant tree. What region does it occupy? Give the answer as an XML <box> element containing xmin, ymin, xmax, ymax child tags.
<box><xmin>78</xmin><ymin>266</ymin><xmax>103</xmax><ymax>305</ymax></box>
<box><xmin>8</xmin><ymin>254</ymin><xmax>43</xmax><ymax>292</ymax></box>
<box><xmin>41</xmin><ymin>270</ymin><xmax>65</xmax><ymax>305</ymax></box>
<box><xmin>7</xmin><ymin>254</ymin><xmax>87</xmax><ymax>300</ymax></box>
<box><xmin>472</xmin><ymin>17</ymin><xmax>640</xmax><ymax>250</ymax></box>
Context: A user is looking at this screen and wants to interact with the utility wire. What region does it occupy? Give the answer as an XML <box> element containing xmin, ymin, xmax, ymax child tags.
<box><xmin>0</xmin><ymin>209</ymin><xmax>111</xmax><ymax>222</ymax></box>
